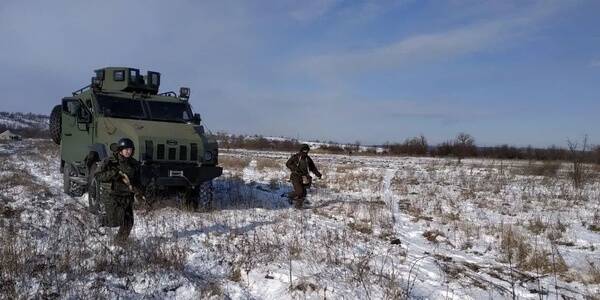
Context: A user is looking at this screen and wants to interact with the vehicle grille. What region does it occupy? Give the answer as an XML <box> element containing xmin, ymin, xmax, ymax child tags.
<box><xmin>145</xmin><ymin>140</ymin><xmax>154</xmax><ymax>160</ymax></box>
<box><xmin>179</xmin><ymin>145</ymin><xmax>187</xmax><ymax>160</ymax></box>
<box><xmin>168</xmin><ymin>147</ymin><xmax>176</xmax><ymax>160</ymax></box>
<box><xmin>157</xmin><ymin>144</ymin><xmax>165</xmax><ymax>160</ymax></box>
<box><xmin>152</xmin><ymin>142</ymin><xmax>198</xmax><ymax>161</ymax></box>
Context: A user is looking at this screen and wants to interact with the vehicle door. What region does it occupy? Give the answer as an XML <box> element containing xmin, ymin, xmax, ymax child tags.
<box><xmin>61</xmin><ymin>97</ymin><xmax>94</xmax><ymax>164</ymax></box>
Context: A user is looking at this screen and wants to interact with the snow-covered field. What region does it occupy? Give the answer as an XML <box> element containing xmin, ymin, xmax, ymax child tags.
<box><xmin>1</xmin><ymin>140</ymin><xmax>600</xmax><ymax>299</ymax></box>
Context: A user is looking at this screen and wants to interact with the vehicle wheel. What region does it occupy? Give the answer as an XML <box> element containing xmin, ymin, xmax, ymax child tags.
<box><xmin>186</xmin><ymin>181</ymin><xmax>214</xmax><ymax>210</ymax></box>
<box><xmin>141</xmin><ymin>178</ymin><xmax>158</xmax><ymax>209</ymax></box>
<box><xmin>63</xmin><ymin>164</ymin><xmax>71</xmax><ymax>195</ymax></box>
<box><xmin>87</xmin><ymin>163</ymin><xmax>100</xmax><ymax>214</ymax></box>
<box><xmin>49</xmin><ymin>105</ymin><xmax>61</xmax><ymax>145</ymax></box>
<box><xmin>64</xmin><ymin>164</ymin><xmax>85</xmax><ymax>197</ymax></box>
<box><xmin>198</xmin><ymin>181</ymin><xmax>214</xmax><ymax>207</ymax></box>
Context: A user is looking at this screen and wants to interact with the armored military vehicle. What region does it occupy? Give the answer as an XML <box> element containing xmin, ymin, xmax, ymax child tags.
<box><xmin>49</xmin><ymin>67</ymin><xmax>222</xmax><ymax>211</ymax></box>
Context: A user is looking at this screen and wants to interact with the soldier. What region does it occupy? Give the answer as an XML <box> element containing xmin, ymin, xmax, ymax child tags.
<box><xmin>286</xmin><ymin>144</ymin><xmax>322</xmax><ymax>208</ymax></box>
<box><xmin>95</xmin><ymin>138</ymin><xmax>142</xmax><ymax>243</ymax></box>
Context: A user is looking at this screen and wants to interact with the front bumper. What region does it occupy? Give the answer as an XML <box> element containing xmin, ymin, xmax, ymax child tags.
<box><xmin>140</xmin><ymin>162</ymin><xmax>222</xmax><ymax>187</ymax></box>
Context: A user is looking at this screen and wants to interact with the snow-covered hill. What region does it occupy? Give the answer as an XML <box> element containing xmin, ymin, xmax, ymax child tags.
<box><xmin>1</xmin><ymin>140</ymin><xmax>600</xmax><ymax>299</ymax></box>
<box><xmin>0</xmin><ymin>112</ymin><xmax>49</xmax><ymax>130</ymax></box>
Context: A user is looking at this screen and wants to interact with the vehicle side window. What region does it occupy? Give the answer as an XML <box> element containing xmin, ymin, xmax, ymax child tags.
<box><xmin>63</xmin><ymin>100</ymin><xmax>81</xmax><ymax>116</ymax></box>
<box><xmin>114</xmin><ymin>70</ymin><xmax>125</xmax><ymax>81</ymax></box>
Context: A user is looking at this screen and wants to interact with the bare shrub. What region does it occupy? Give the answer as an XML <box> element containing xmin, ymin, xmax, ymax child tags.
<box><xmin>499</xmin><ymin>226</ymin><xmax>530</xmax><ymax>267</ymax></box>
<box><xmin>568</xmin><ymin>136</ymin><xmax>590</xmax><ymax>188</ymax></box>
<box><xmin>454</xmin><ymin>133</ymin><xmax>477</xmax><ymax>163</ymax></box>
<box><xmin>521</xmin><ymin>249</ymin><xmax>567</xmax><ymax>274</ymax></box>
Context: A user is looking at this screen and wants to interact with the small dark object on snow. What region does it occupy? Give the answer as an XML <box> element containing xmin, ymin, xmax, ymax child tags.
<box><xmin>265</xmin><ymin>274</ymin><xmax>275</xmax><ymax>279</ymax></box>
<box><xmin>390</xmin><ymin>238</ymin><xmax>401</xmax><ymax>245</ymax></box>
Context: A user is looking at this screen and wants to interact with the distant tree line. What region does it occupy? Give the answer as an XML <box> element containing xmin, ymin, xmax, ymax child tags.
<box><xmin>213</xmin><ymin>133</ymin><xmax>302</xmax><ymax>152</ymax></box>
<box><xmin>214</xmin><ymin>131</ymin><xmax>600</xmax><ymax>164</ymax></box>
<box><xmin>386</xmin><ymin>133</ymin><xmax>599</xmax><ymax>164</ymax></box>
<box><xmin>3</xmin><ymin>111</ymin><xmax>598</xmax><ymax>165</ymax></box>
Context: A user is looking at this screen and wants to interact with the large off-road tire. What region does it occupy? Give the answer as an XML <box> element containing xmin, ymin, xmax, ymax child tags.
<box><xmin>63</xmin><ymin>164</ymin><xmax>85</xmax><ymax>197</ymax></box>
<box><xmin>87</xmin><ymin>163</ymin><xmax>102</xmax><ymax>214</ymax></box>
<box><xmin>185</xmin><ymin>181</ymin><xmax>214</xmax><ymax>210</ymax></box>
<box><xmin>49</xmin><ymin>105</ymin><xmax>61</xmax><ymax>145</ymax></box>
<box><xmin>198</xmin><ymin>181</ymin><xmax>214</xmax><ymax>206</ymax></box>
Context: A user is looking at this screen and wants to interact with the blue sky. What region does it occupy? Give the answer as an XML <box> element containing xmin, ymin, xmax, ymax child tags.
<box><xmin>0</xmin><ymin>0</ymin><xmax>598</xmax><ymax>146</ymax></box>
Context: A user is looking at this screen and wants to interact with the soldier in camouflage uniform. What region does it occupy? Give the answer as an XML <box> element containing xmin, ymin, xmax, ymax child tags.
<box><xmin>95</xmin><ymin>138</ymin><xmax>142</xmax><ymax>242</ymax></box>
<box><xmin>286</xmin><ymin>144</ymin><xmax>322</xmax><ymax>208</ymax></box>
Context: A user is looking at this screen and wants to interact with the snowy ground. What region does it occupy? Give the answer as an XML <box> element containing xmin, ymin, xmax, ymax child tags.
<box><xmin>1</xmin><ymin>140</ymin><xmax>600</xmax><ymax>299</ymax></box>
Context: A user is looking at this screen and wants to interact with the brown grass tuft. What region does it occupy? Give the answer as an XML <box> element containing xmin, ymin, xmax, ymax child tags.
<box><xmin>255</xmin><ymin>158</ymin><xmax>282</xmax><ymax>170</ymax></box>
<box><xmin>219</xmin><ymin>156</ymin><xmax>251</xmax><ymax>171</ymax></box>
<box><xmin>520</xmin><ymin>161</ymin><xmax>561</xmax><ymax>177</ymax></box>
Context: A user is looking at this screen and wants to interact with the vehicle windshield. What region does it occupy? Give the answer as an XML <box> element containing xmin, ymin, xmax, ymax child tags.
<box><xmin>97</xmin><ymin>95</ymin><xmax>146</xmax><ymax>119</ymax></box>
<box><xmin>146</xmin><ymin>101</ymin><xmax>193</xmax><ymax>123</ymax></box>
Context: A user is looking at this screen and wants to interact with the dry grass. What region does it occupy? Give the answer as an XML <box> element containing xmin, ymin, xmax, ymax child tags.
<box><xmin>0</xmin><ymin>165</ymin><xmax>54</xmax><ymax>199</ymax></box>
<box><xmin>219</xmin><ymin>156</ymin><xmax>251</xmax><ymax>171</ymax></box>
<box><xmin>586</xmin><ymin>259</ymin><xmax>600</xmax><ymax>284</ymax></box>
<box><xmin>520</xmin><ymin>249</ymin><xmax>568</xmax><ymax>274</ymax></box>
<box><xmin>335</xmin><ymin>163</ymin><xmax>356</xmax><ymax>173</ymax></box>
<box><xmin>422</xmin><ymin>230</ymin><xmax>445</xmax><ymax>243</ymax></box>
<box><xmin>348</xmin><ymin>221</ymin><xmax>373</xmax><ymax>234</ymax></box>
<box><xmin>519</xmin><ymin>161</ymin><xmax>561</xmax><ymax>177</ymax></box>
<box><xmin>499</xmin><ymin>226</ymin><xmax>530</xmax><ymax>267</ymax></box>
<box><xmin>255</xmin><ymin>158</ymin><xmax>282</xmax><ymax>170</ymax></box>
<box><xmin>0</xmin><ymin>209</ymin><xmax>190</xmax><ymax>298</ymax></box>
<box><xmin>498</xmin><ymin>225</ymin><xmax>569</xmax><ymax>275</ymax></box>
<box><xmin>32</xmin><ymin>139</ymin><xmax>60</xmax><ymax>158</ymax></box>
<box><xmin>527</xmin><ymin>216</ymin><xmax>548</xmax><ymax>235</ymax></box>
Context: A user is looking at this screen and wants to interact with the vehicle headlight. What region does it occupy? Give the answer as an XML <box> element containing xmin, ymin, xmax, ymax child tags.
<box><xmin>204</xmin><ymin>151</ymin><xmax>213</xmax><ymax>161</ymax></box>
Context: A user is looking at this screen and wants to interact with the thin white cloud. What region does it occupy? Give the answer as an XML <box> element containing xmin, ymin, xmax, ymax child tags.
<box><xmin>590</xmin><ymin>59</ymin><xmax>600</xmax><ymax>67</ymax></box>
<box><xmin>295</xmin><ymin>1</ymin><xmax>565</xmax><ymax>78</ymax></box>
<box><xmin>289</xmin><ymin>0</ymin><xmax>340</xmax><ymax>21</ymax></box>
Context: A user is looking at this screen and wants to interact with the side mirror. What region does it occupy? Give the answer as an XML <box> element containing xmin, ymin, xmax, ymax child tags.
<box><xmin>192</xmin><ymin>113</ymin><xmax>201</xmax><ymax>125</ymax></box>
